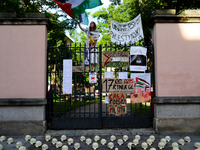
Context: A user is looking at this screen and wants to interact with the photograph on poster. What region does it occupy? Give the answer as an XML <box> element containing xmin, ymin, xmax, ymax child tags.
<box><xmin>130</xmin><ymin>46</ymin><xmax>147</xmax><ymax>71</ymax></box>
<box><xmin>130</xmin><ymin>73</ymin><xmax>151</xmax><ymax>103</ymax></box>
<box><xmin>109</xmin><ymin>93</ymin><xmax>127</xmax><ymax>116</ymax></box>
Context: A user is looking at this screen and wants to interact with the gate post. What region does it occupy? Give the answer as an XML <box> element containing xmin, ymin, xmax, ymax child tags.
<box><xmin>0</xmin><ymin>13</ymin><xmax>49</xmax><ymax>135</ymax></box>
<box><xmin>150</xmin><ymin>10</ymin><xmax>200</xmax><ymax>133</ymax></box>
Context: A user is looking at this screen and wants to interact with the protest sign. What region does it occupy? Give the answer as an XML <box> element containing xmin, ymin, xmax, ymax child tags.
<box><xmin>102</xmin><ymin>78</ymin><xmax>134</xmax><ymax>93</ymax></box>
<box><xmin>72</xmin><ymin>66</ymin><xmax>84</xmax><ymax>72</ymax></box>
<box><xmin>111</xmin><ymin>14</ymin><xmax>144</xmax><ymax>45</ymax></box>
<box><xmin>109</xmin><ymin>93</ymin><xmax>127</xmax><ymax>116</ymax></box>
<box><xmin>102</xmin><ymin>51</ymin><xmax>129</xmax><ymax>67</ymax></box>
<box><xmin>130</xmin><ymin>46</ymin><xmax>147</xmax><ymax>71</ymax></box>
<box><xmin>130</xmin><ymin>73</ymin><xmax>151</xmax><ymax>103</ymax></box>
<box><xmin>89</xmin><ymin>72</ymin><xmax>97</xmax><ymax>83</ymax></box>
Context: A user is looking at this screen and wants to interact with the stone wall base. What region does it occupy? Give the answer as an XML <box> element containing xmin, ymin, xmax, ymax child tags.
<box><xmin>154</xmin><ymin>118</ymin><xmax>200</xmax><ymax>133</ymax></box>
<box><xmin>0</xmin><ymin>121</ymin><xmax>46</xmax><ymax>135</ymax></box>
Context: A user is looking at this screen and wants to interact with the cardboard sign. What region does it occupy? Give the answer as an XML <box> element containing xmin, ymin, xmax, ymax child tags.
<box><xmin>130</xmin><ymin>73</ymin><xmax>151</xmax><ymax>103</ymax></box>
<box><xmin>109</xmin><ymin>93</ymin><xmax>127</xmax><ymax>116</ymax></box>
<box><xmin>72</xmin><ymin>66</ymin><xmax>84</xmax><ymax>72</ymax></box>
<box><xmin>102</xmin><ymin>51</ymin><xmax>129</xmax><ymax>67</ymax></box>
<box><xmin>102</xmin><ymin>78</ymin><xmax>134</xmax><ymax>93</ymax></box>
<box><xmin>89</xmin><ymin>72</ymin><xmax>97</xmax><ymax>83</ymax></box>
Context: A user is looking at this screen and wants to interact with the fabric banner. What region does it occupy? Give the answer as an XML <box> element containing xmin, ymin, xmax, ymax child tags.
<box><xmin>130</xmin><ymin>73</ymin><xmax>151</xmax><ymax>103</ymax></box>
<box><xmin>109</xmin><ymin>93</ymin><xmax>127</xmax><ymax>116</ymax></box>
<box><xmin>110</xmin><ymin>14</ymin><xmax>144</xmax><ymax>45</ymax></box>
<box><xmin>130</xmin><ymin>46</ymin><xmax>147</xmax><ymax>71</ymax></box>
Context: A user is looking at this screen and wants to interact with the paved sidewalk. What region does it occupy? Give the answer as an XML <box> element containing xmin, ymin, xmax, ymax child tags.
<box><xmin>0</xmin><ymin>128</ymin><xmax>200</xmax><ymax>150</ymax></box>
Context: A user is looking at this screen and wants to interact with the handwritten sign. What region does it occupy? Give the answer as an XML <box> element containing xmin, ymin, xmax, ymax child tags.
<box><xmin>102</xmin><ymin>78</ymin><xmax>134</xmax><ymax>93</ymax></box>
<box><xmin>102</xmin><ymin>51</ymin><xmax>129</xmax><ymax>67</ymax></box>
<box><xmin>111</xmin><ymin>14</ymin><xmax>144</xmax><ymax>45</ymax></box>
<box><xmin>72</xmin><ymin>66</ymin><xmax>84</xmax><ymax>72</ymax></box>
<box><xmin>109</xmin><ymin>93</ymin><xmax>127</xmax><ymax>116</ymax></box>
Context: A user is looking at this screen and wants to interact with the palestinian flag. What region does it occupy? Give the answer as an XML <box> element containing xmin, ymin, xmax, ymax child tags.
<box><xmin>54</xmin><ymin>0</ymin><xmax>103</xmax><ymax>25</ymax></box>
<box><xmin>135</xmin><ymin>77</ymin><xmax>150</xmax><ymax>87</ymax></box>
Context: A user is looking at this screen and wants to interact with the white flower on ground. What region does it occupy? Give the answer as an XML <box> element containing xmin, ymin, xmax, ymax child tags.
<box><xmin>7</xmin><ymin>137</ymin><xmax>14</xmax><ymax>144</ymax></box>
<box><xmin>35</xmin><ymin>140</ymin><xmax>42</xmax><ymax>148</ymax></box>
<box><xmin>110</xmin><ymin>135</ymin><xmax>116</xmax><ymax>141</ymax></box>
<box><xmin>56</xmin><ymin>141</ymin><xmax>62</xmax><ymax>148</ymax></box>
<box><xmin>62</xmin><ymin>145</ymin><xmax>68</xmax><ymax>150</ymax></box>
<box><xmin>16</xmin><ymin>141</ymin><xmax>23</xmax><ymax>148</ymax></box>
<box><xmin>142</xmin><ymin>142</ymin><xmax>148</xmax><ymax>150</ymax></box>
<box><xmin>42</xmin><ymin>144</ymin><xmax>48</xmax><ymax>150</ymax></box>
<box><xmin>52</xmin><ymin>138</ymin><xmax>58</xmax><ymax>145</ymax></box>
<box><xmin>100</xmin><ymin>139</ymin><xmax>106</xmax><ymax>145</ymax></box>
<box><xmin>61</xmin><ymin>135</ymin><xmax>67</xmax><ymax>141</ymax></box>
<box><xmin>45</xmin><ymin>135</ymin><xmax>51</xmax><ymax>142</ymax></box>
<box><xmin>86</xmin><ymin>138</ymin><xmax>92</xmax><ymax>145</ymax></box>
<box><xmin>117</xmin><ymin>139</ymin><xmax>123</xmax><ymax>145</ymax></box>
<box><xmin>94</xmin><ymin>135</ymin><xmax>100</xmax><ymax>142</ymax></box>
<box><xmin>80</xmin><ymin>136</ymin><xmax>86</xmax><ymax>142</ymax></box>
<box><xmin>92</xmin><ymin>142</ymin><xmax>98</xmax><ymax>150</ymax></box>
<box><xmin>30</xmin><ymin>138</ymin><xmax>36</xmax><ymax>145</ymax></box>
<box><xmin>25</xmin><ymin>135</ymin><xmax>31</xmax><ymax>141</ymax></box>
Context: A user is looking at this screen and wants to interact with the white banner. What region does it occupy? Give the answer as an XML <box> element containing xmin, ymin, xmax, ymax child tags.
<box><xmin>111</xmin><ymin>14</ymin><xmax>144</xmax><ymax>45</ymax></box>
<box><xmin>130</xmin><ymin>46</ymin><xmax>147</xmax><ymax>71</ymax></box>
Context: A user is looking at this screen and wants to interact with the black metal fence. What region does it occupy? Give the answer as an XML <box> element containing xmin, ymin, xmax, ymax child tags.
<box><xmin>46</xmin><ymin>42</ymin><xmax>154</xmax><ymax>129</ymax></box>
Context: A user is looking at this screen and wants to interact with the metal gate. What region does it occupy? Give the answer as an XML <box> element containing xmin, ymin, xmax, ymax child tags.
<box><xmin>46</xmin><ymin>42</ymin><xmax>154</xmax><ymax>129</ymax></box>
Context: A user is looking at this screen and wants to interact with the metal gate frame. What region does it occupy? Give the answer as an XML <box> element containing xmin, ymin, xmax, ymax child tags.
<box><xmin>46</xmin><ymin>43</ymin><xmax>154</xmax><ymax>129</ymax></box>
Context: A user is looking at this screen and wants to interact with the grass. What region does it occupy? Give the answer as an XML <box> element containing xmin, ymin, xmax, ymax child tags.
<box><xmin>53</xmin><ymin>98</ymin><xmax>100</xmax><ymax>113</ymax></box>
<box><xmin>127</xmin><ymin>102</ymin><xmax>152</xmax><ymax>116</ymax></box>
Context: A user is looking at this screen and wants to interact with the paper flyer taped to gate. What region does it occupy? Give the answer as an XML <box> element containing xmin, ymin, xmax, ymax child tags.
<box><xmin>118</xmin><ymin>72</ymin><xmax>128</xmax><ymax>79</ymax></box>
<box><xmin>63</xmin><ymin>59</ymin><xmax>72</xmax><ymax>94</ymax></box>
<box><xmin>130</xmin><ymin>46</ymin><xmax>147</xmax><ymax>72</ymax></box>
<box><xmin>130</xmin><ymin>73</ymin><xmax>151</xmax><ymax>103</ymax></box>
<box><xmin>89</xmin><ymin>72</ymin><xmax>97</xmax><ymax>83</ymax></box>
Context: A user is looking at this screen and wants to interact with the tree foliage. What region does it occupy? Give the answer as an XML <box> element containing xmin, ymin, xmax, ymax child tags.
<box><xmin>93</xmin><ymin>0</ymin><xmax>200</xmax><ymax>45</ymax></box>
<box><xmin>1</xmin><ymin>0</ymin><xmax>77</xmax><ymax>45</ymax></box>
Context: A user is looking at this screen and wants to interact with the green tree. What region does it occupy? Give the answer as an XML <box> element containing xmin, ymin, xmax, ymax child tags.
<box><xmin>93</xmin><ymin>0</ymin><xmax>200</xmax><ymax>45</ymax></box>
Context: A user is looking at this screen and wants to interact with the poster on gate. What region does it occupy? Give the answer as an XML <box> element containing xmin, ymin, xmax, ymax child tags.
<box><xmin>130</xmin><ymin>73</ymin><xmax>151</xmax><ymax>103</ymax></box>
<box><xmin>130</xmin><ymin>46</ymin><xmax>147</xmax><ymax>72</ymax></box>
<box><xmin>89</xmin><ymin>72</ymin><xmax>97</xmax><ymax>83</ymax></box>
<box><xmin>102</xmin><ymin>78</ymin><xmax>134</xmax><ymax>93</ymax></box>
<box><xmin>109</xmin><ymin>93</ymin><xmax>127</xmax><ymax>116</ymax></box>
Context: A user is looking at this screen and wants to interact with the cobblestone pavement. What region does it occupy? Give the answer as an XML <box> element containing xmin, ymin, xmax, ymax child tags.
<box><xmin>0</xmin><ymin>128</ymin><xmax>200</xmax><ymax>150</ymax></box>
